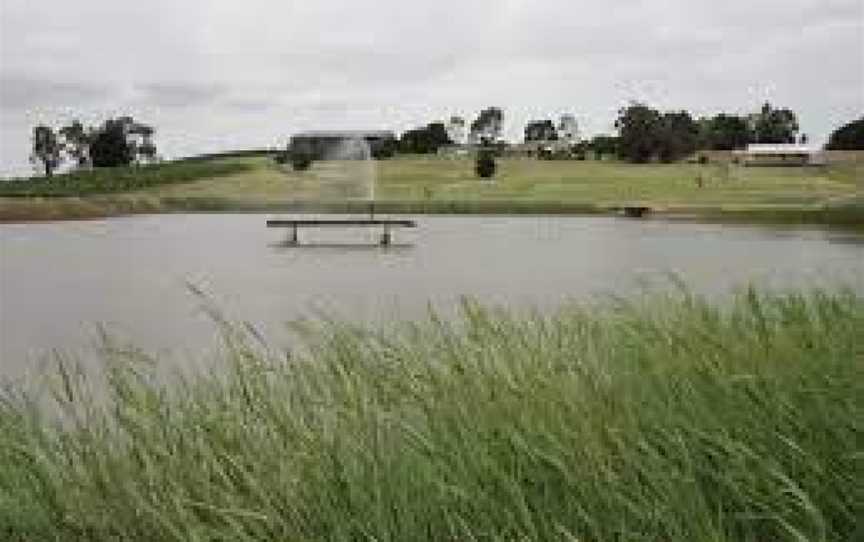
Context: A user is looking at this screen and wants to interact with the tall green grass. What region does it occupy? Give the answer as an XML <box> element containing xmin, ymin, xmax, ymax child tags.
<box><xmin>1</xmin><ymin>288</ymin><xmax>861</xmax><ymax>541</ymax></box>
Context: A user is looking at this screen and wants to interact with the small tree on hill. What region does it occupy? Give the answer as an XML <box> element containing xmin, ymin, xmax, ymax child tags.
<box><xmin>446</xmin><ymin>116</ymin><xmax>467</xmax><ymax>145</ymax></box>
<box><xmin>615</xmin><ymin>103</ymin><xmax>662</xmax><ymax>163</ymax></box>
<box><xmin>30</xmin><ymin>125</ymin><xmax>62</xmax><ymax>177</ymax></box>
<box><xmin>590</xmin><ymin>135</ymin><xmax>619</xmax><ymax>160</ymax></box>
<box><xmin>698</xmin><ymin>114</ymin><xmax>751</xmax><ymax>150</ymax></box>
<box><xmin>558</xmin><ymin>114</ymin><xmax>579</xmax><ymax>144</ymax></box>
<box><xmin>90</xmin><ymin>119</ymin><xmax>135</xmax><ymax>167</ymax></box>
<box><xmin>60</xmin><ymin>120</ymin><xmax>91</xmax><ymax>168</ymax></box>
<box><xmin>749</xmin><ymin>102</ymin><xmax>799</xmax><ymax>144</ymax></box>
<box><xmin>130</xmin><ymin>123</ymin><xmax>157</xmax><ymax>164</ymax></box>
<box><xmin>657</xmin><ymin>111</ymin><xmax>699</xmax><ymax>163</ymax></box>
<box><xmin>470</xmin><ymin>107</ymin><xmax>504</xmax><ymax>145</ymax></box>
<box><xmin>524</xmin><ymin>120</ymin><xmax>558</xmax><ymax>142</ymax></box>
<box><xmin>475</xmin><ymin>149</ymin><xmax>496</xmax><ymax>178</ymax></box>
<box><xmin>399</xmin><ymin>122</ymin><xmax>452</xmax><ymax>154</ymax></box>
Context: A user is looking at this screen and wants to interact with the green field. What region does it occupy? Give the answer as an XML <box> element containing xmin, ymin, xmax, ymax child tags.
<box><xmin>1</xmin><ymin>288</ymin><xmax>861</xmax><ymax>540</ymax></box>
<box><xmin>1</xmin><ymin>155</ymin><xmax>861</xmax><ymax>225</ymax></box>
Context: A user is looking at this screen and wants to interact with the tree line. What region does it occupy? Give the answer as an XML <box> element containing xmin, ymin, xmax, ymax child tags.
<box><xmin>396</xmin><ymin>103</ymin><xmax>863</xmax><ymax>163</ymax></box>
<box><xmin>396</xmin><ymin>107</ymin><xmax>507</xmax><ymax>154</ymax></box>
<box><xmin>30</xmin><ymin>117</ymin><xmax>157</xmax><ymax>177</ymax></box>
<box><xmin>394</xmin><ymin>101</ymin><xmax>799</xmax><ymax>162</ymax></box>
<box><xmin>30</xmin><ymin>108</ymin><xmax>863</xmax><ymax>177</ymax></box>
<box><xmin>612</xmin><ymin>101</ymin><xmax>804</xmax><ymax>163</ymax></box>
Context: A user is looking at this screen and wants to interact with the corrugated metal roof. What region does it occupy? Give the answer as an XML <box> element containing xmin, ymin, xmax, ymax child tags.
<box><xmin>292</xmin><ymin>130</ymin><xmax>395</xmax><ymax>139</ymax></box>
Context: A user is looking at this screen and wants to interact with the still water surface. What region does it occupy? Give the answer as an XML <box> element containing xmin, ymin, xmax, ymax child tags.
<box><xmin>1</xmin><ymin>214</ymin><xmax>862</xmax><ymax>379</ymax></box>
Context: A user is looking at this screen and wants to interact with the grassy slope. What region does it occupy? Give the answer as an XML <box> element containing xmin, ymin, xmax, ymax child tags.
<box><xmin>1</xmin><ymin>288</ymin><xmax>861</xmax><ymax>541</ymax></box>
<box><xmin>150</xmin><ymin>155</ymin><xmax>860</xmax><ymax>208</ymax></box>
<box><xmin>1</xmin><ymin>155</ymin><xmax>860</xmax><ymax>223</ymax></box>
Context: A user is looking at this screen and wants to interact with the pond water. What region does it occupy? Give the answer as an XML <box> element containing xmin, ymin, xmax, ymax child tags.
<box><xmin>1</xmin><ymin>214</ymin><xmax>862</xmax><ymax>380</ymax></box>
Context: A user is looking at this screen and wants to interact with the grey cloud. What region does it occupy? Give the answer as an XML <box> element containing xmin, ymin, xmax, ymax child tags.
<box><xmin>0</xmin><ymin>76</ymin><xmax>113</xmax><ymax>109</ymax></box>
<box><xmin>134</xmin><ymin>83</ymin><xmax>228</xmax><ymax>108</ymax></box>
<box><xmin>0</xmin><ymin>0</ymin><xmax>861</xmax><ymax>175</ymax></box>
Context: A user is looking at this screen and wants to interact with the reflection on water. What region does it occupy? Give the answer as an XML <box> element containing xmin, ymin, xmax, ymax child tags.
<box><xmin>1</xmin><ymin>214</ymin><xmax>862</xmax><ymax>379</ymax></box>
<box><xmin>269</xmin><ymin>242</ymin><xmax>415</xmax><ymax>251</ymax></box>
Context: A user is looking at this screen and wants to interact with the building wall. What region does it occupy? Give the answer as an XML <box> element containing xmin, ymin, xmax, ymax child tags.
<box><xmin>290</xmin><ymin>134</ymin><xmax>397</xmax><ymax>160</ymax></box>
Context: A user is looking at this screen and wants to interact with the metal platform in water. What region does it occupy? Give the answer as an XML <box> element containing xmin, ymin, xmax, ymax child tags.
<box><xmin>266</xmin><ymin>218</ymin><xmax>417</xmax><ymax>246</ymax></box>
<box><xmin>266</xmin><ymin>219</ymin><xmax>416</xmax><ymax>227</ymax></box>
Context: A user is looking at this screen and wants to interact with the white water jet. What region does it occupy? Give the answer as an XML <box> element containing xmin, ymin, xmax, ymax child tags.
<box><xmin>311</xmin><ymin>136</ymin><xmax>377</xmax><ymax>209</ymax></box>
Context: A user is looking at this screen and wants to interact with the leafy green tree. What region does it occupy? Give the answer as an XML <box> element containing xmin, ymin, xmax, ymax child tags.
<box><xmin>557</xmin><ymin>114</ymin><xmax>579</xmax><ymax>143</ymax></box>
<box><xmin>657</xmin><ymin>111</ymin><xmax>699</xmax><ymax>163</ymax></box>
<box><xmin>614</xmin><ymin>103</ymin><xmax>662</xmax><ymax>163</ymax></box>
<box><xmin>138</xmin><ymin>137</ymin><xmax>158</xmax><ymax>163</ymax></box>
<box><xmin>826</xmin><ymin>117</ymin><xmax>864</xmax><ymax>150</ymax></box>
<box><xmin>89</xmin><ymin>118</ymin><xmax>135</xmax><ymax>167</ymax></box>
<box><xmin>372</xmin><ymin>136</ymin><xmax>398</xmax><ymax>159</ymax></box>
<box><xmin>30</xmin><ymin>125</ymin><xmax>62</xmax><ymax>177</ymax></box>
<box><xmin>698</xmin><ymin>114</ymin><xmax>751</xmax><ymax>150</ymax></box>
<box><xmin>446</xmin><ymin>116</ymin><xmax>466</xmax><ymax>145</ymax></box>
<box><xmin>399</xmin><ymin>122</ymin><xmax>452</xmax><ymax>154</ymax></box>
<box><xmin>470</xmin><ymin>107</ymin><xmax>503</xmax><ymax>145</ymax></box>
<box><xmin>616</xmin><ymin>104</ymin><xmax>700</xmax><ymax>162</ymax></box>
<box><xmin>59</xmin><ymin>120</ymin><xmax>91</xmax><ymax>167</ymax></box>
<box><xmin>129</xmin><ymin>123</ymin><xmax>157</xmax><ymax>164</ymax></box>
<box><xmin>87</xmin><ymin>117</ymin><xmax>155</xmax><ymax>167</ymax></box>
<box><xmin>750</xmin><ymin>102</ymin><xmax>799</xmax><ymax>144</ymax></box>
<box><xmin>524</xmin><ymin>120</ymin><xmax>558</xmax><ymax>142</ymax></box>
<box><xmin>571</xmin><ymin>140</ymin><xmax>588</xmax><ymax>160</ymax></box>
<box><xmin>589</xmin><ymin>135</ymin><xmax>619</xmax><ymax>160</ymax></box>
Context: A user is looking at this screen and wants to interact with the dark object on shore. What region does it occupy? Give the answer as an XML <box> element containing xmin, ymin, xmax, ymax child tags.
<box><xmin>476</xmin><ymin>149</ymin><xmax>497</xmax><ymax>178</ymax></box>
<box><xmin>291</xmin><ymin>153</ymin><xmax>313</xmax><ymax>171</ymax></box>
<box><xmin>623</xmin><ymin>206</ymin><xmax>651</xmax><ymax>218</ymax></box>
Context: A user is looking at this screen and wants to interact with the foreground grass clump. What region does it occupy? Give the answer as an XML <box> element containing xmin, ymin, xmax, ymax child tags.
<box><xmin>1</xmin><ymin>289</ymin><xmax>862</xmax><ymax>541</ymax></box>
<box><xmin>0</xmin><ymin>159</ymin><xmax>253</xmax><ymax>197</ymax></box>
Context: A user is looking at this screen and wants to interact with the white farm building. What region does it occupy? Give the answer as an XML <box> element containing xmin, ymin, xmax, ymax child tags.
<box><xmin>733</xmin><ymin>144</ymin><xmax>826</xmax><ymax>166</ymax></box>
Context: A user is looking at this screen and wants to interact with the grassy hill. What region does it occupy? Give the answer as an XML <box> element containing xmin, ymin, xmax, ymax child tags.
<box><xmin>1</xmin><ymin>154</ymin><xmax>861</xmax><ymax>225</ymax></box>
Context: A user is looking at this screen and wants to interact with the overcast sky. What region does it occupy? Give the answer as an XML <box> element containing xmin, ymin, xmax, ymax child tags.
<box><xmin>1</xmin><ymin>0</ymin><xmax>862</xmax><ymax>176</ymax></box>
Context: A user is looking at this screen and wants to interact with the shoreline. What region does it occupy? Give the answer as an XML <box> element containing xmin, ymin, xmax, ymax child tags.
<box><xmin>2</xmin><ymin>195</ymin><xmax>862</xmax><ymax>232</ymax></box>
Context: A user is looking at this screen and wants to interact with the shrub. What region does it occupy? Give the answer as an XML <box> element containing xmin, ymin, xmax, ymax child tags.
<box><xmin>291</xmin><ymin>153</ymin><xmax>313</xmax><ymax>171</ymax></box>
<box><xmin>476</xmin><ymin>150</ymin><xmax>497</xmax><ymax>178</ymax></box>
